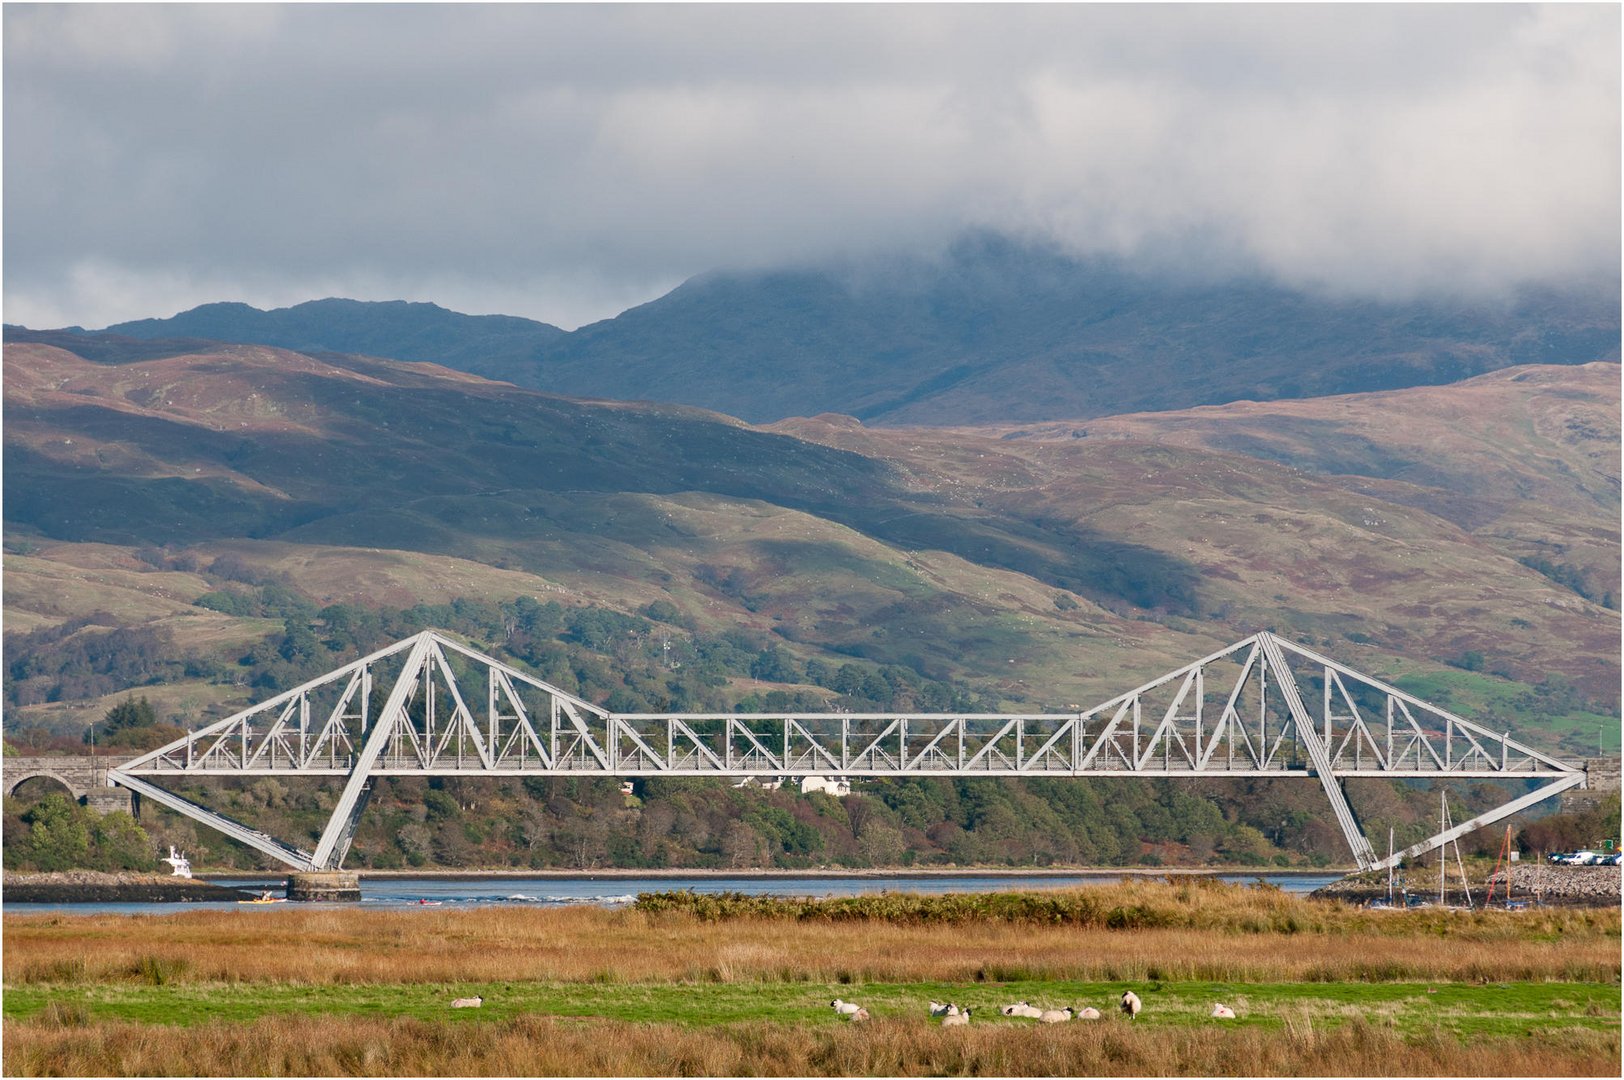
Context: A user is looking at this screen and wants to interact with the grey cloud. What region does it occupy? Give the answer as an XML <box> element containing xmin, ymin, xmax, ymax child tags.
<box><xmin>4</xmin><ymin>3</ymin><xmax>1617</xmax><ymax>329</ymax></box>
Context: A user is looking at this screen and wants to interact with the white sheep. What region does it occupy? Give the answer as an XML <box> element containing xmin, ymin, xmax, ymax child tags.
<box><xmin>941</xmin><ymin>1008</ymin><xmax>972</xmax><ymax>1027</ymax></box>
<box><xmin>450</xmin><ymin>995</ymin><xmax>483</xmax><ymax>1009</ymax></box>
<box><xmin>1120</xmin><ymin>991</ymin><xmax>1141</xmax><ymax>1020</ymax></box>
<box><xmin>849</xmin><ymin>1007</ymin><xmax>871</xmax><ymax>1023</ymax></box>
<box><xmin>1076</xmin><ymin>1007</ymin><xmax>1101</xmax><ymax>1020</ymax></box>
<box><xmin>1000</xmin><ymin>1002</ymin><xmax>1044</xmax><ymax>1018</ymax></box>
<box><xmin>1038</xmin><ymin>1007</ymin><xmax>1075</xmax><ymax>1024</ymax></box>
<box><xmin>1210</xmin><ymin>1003</ymin><xmax>1236</xmax><ymax>1019</ymax></box>
<box><xmin>830</xmin><ymin>999</ymin><xmax>862</xmax><ymax>1015</ymax></box>
<box><xmin>929</xmin><ymin>1000</ymin><xmax>953</xmax><ymax>1017</ymax></box>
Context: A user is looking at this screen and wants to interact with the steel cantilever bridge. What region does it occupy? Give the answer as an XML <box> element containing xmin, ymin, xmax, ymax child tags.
<box><xmin>109</xmin><ymin>629</ymin><xmax>1585</xmax><ymax>874</ymax></box>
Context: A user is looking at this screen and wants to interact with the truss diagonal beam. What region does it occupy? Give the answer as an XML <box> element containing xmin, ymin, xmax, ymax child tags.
<box><xmin>109</xmin><ymin>770</ymin><xmax>316</xmax><ymax>871</ymax></box>
<box><xmin>1370</xmin><ymin>772</ymin><xmax>1588</xmax><ymax>872</ymax></box>
<box><xmin>1258</xmin><ymin>633</ymin><xmax>1378</xmax><ymax>868</ymax></box>
<box><xmin>311</xmin><ymin>634</ymin><xmax>435</xmax><ymax>868</ymax></box>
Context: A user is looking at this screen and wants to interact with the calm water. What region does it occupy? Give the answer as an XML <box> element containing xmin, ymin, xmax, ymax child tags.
<box><xmin>2</xmin><ymin>871</ymin><xmax>1340</xmax><ymax>917</ymax></box>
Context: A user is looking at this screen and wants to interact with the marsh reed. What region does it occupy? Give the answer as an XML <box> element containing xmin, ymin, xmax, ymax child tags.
<box><xmin>6</xmin><ymin>882</ymin><xmax>1618</xmax><ymax>988</ymax></box>
<box><xmin>6</xmin><ymin>1012</ymin><xmax>1618</xmax><ymax>1077</ymax></box>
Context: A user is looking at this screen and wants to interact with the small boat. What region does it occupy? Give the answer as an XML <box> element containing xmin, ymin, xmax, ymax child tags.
<box><xmin>415</xmin><ymin>899</ymin><xmax>443</xmax><ymax>906</ymax></box>
<box><xmin>239</xmin><ymin>891</ymin><xmax>287</xmax><ymax>905</ymax></box>
<box><xmin>162</xmin><ymin>847</ymin><xmax>192</xmax><ymax>878</ymax></box>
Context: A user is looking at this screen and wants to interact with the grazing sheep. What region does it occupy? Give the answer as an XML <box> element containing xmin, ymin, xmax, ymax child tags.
<box><xmin>1210</xmin><ymin>1004</ymin><xmax>1236</xmax><ymax>1019</ymax></box>
<box><xmin>849</xmin><ymin>1007</ymin><xmax>871</xmax><ymax>1023</ymax></box>
<box><xmin>450</xmin><ymin>995</ymin><xmax>483</xmax><ymax>1009</ymax></box>
<box><xmin>941</xmin><ymin>1008</ymin><xmax>972</xmax><ymax>1027</ymax></box>
<box><xmin>1119</xmin><ymin>991</ymin><xmax>1141</xmax><ymax>1020</ymax></box>
<box><xmin>1038</xmin><ymin>1007</ymin><xmax>1075</xmax><ymax>1024</ymax></box>
<box><xmin>1000</xmin><ymin>1002</ymin><xmax>1044</xmax><ymax>1019</ymax></box>
<box><xmin>1075</xmin><ymin>1007</ymin><xmax>1101</xmax><ymax>1020</ymax></box>
<box><xmin>830</xmin><ymin>999</ymin><xmax>861</xmax><ymax>1015</ymax></box>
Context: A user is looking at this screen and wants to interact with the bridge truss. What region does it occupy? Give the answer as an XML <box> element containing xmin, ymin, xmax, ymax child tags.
<box><xmin>110</xmin><ymin>629</ymin><xmax>1585</xmax><ymax>873</ymax></box>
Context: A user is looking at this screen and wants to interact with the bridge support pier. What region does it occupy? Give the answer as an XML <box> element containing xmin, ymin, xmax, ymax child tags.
<box><xmin>84</xmin><ymin>788</ymin><xmax>134</xmax><ymax>816</ymax></box>
<box><xmin>287</xmin><ymin>871</ymin><xmax>361</xmax><ymax>902</ymax></box>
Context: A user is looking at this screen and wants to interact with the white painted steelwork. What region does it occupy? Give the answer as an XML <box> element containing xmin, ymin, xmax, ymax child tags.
<box><xmin>109</xmin><ymin>630</ymin><xmax>1586</xmax><ymax>872</ymax></box>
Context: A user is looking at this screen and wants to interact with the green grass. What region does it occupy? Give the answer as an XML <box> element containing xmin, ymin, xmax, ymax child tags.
<box><xmin>1389</xmin><ymin>667</ymin><xmax>1620</xmax><ymax>756</ymax></box>
<box><xmin>4</xmin><ymin>980</ymin><xmax>1617</xmax><ymax>1041</ymax></box>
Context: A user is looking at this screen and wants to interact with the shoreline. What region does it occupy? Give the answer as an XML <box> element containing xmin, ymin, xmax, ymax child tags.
<box><xmin>2</xmin><ymin>871</ymin><xmax>256</xmax><ymax>904</ymax></box>
<box><xmin>198</xmin><ymin>865</ymin><xmax>1344</xmax><ymax>882</ymax></box>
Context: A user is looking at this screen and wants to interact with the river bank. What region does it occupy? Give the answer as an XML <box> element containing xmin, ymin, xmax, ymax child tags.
<box><xmin>2</xmin><ymin>871</ymin><xmax>256</xmax><ymax>905</ymax></box>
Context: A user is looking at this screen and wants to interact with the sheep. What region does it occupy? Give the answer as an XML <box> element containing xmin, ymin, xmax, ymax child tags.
<box><xmin>941</xmin><ymin>1008</ymin><xmax>972</xmax><ymax>1027</ymax></box>
<box><xmin>1119</xmin><ymin>991</ymin><xmax>1141</xmax><ymax>1020</ymax></box>
<box><xmin>830</xmin><ymin>999</ymin><xmax>862</xmax><ymax>1015</ymax></box>
<box><xmin>1210</xmin><ymin>1004</ymin><xmax>1236</xmax><ymax>1019</ymax></box>
<box><xmin>449</xmin><ymin>995</ymin><xmax>483</xmax><ymax>1009</ymax></box>
<box><xmin>929</xmin><ymin>1000</ymin><xmax>953</xmax><ymax>1017</ymax></box>
<box><xmin>1000</xmin><ymin>1002</ymin><xmax>1044</xmax><ymax>1019</ymax></box>
<box><xmin>1075</xmin><ymin>1007</ymin><xmax>1101</xmax><ymax>1020</ymax></box>
<box><xmin>849</xmin><ymin>1007</ymin><xmax>871</xmax><ymax>1023</ymax></box>
<box><xmin>1037</xmin><ymin>1007</ymin><xmax>1075</xmax><ymax>1024</ymax></box>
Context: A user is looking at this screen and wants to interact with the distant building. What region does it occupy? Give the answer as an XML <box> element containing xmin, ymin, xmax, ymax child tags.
<box><xmin>800</xmin><ymin>775</ymin><xmax>852</xmax><ymax>798</ymax></box>
<box><xmin>730</xmin><ymin>776</ymin><xmax>786</xmax><ymax>791</ymax></box>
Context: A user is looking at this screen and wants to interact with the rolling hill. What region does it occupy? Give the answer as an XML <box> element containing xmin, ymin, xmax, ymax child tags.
<box><xmin>4</xmin><ymin>335</ymin><xmax>1617</xmax><ymax>757</ymax></box>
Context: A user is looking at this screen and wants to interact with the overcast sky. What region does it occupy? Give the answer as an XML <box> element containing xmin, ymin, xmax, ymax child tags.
<box><xmin>4</xmin><ymin>3</ymin><xmax>1618</xmax><ymax>330</ymax></box>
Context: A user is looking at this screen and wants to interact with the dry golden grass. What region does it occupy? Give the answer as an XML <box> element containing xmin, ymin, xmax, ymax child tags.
<box><xmin>5</xmin><ymin>1012</ymin><xmax>1618</xmax><ymax>1077</ymax></box>
<box><xmin>6</xmin><ymin>891</ymin><xmax>1618</xmax><ymax>987</ymax></box>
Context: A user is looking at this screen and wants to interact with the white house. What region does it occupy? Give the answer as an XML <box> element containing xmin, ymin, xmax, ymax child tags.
<box><xmin>799</xmin><ymin>775</ymin><xmax>852</xmax><ymax>798</ymax></box>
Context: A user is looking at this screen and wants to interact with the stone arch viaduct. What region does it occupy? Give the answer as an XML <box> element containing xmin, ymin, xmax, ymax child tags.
<box><xmin>2</xmin><ymin>755</ymin><xmax>133</xmax><ymax>814</ymax></box>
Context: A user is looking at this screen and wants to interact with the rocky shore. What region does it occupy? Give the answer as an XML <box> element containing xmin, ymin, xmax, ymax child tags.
<box><xmin>1488</xmin><ymin>864</ymin><xmax>1621</xmax><ymax>904</ymax></box>
<box><xmin>3</xmin><ymin>870</ymin><xmax>260</xmax><ymax>904</ymax></box>
<box><xmin>1312</xmin><ymin>863</ymin><xmax>1620</xmax><ymax>907</ymax></box>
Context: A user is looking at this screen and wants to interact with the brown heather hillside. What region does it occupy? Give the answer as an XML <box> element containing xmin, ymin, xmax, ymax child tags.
<box><xmin>4</xmin><ymin>342</ymin><xmax>1617</xmax><ymax>754</ymax></box>
<box><xmin>984</xmin><ymin>362</ymin><xmax>1621</xmax><ymax>605</ymax></box>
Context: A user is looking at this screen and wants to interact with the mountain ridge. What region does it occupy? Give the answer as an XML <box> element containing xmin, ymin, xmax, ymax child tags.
<box><xmin>23</xmin><ymin>235</ymin><xmax>1614</xmax><ymax>425</ymax></box>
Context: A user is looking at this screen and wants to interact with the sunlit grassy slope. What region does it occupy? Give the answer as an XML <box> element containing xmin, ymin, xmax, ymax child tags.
<box><xmin>4</xmin><ymin>340</ymin><xmax>1617</xmax><ymax>752</ymax></box>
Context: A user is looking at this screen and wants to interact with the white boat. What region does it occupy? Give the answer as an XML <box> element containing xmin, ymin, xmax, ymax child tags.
<box><xmin>162</xmin><ymin>846</ymin><xmax>192</xmax><ymax>878</ymax></box>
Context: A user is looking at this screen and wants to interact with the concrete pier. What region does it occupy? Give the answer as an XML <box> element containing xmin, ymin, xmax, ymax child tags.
<box><xmin>287</xmin><ymin>870</ymin><xmax>361</xmax><ymax>902</ymax></box>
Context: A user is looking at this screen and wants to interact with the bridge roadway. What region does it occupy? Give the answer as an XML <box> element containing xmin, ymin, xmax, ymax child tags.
<box><xmin>101</xmin><ymin>629</ymin><xmax>1586</xmax><ymax>875</ymax></box>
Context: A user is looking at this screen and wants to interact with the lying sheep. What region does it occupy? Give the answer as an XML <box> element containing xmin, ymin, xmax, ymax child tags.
<box><xmin>941</xmin><ymin>1008</ymin><xmax>972</xmax><ymax>1027</ymax></box>
<box><xmin>1120</xmin><ymin>990</ymin><xmax>1141</xmax><ymax>1020</ymax></box>
<box><xmin>830</xmin><ymin>999</ymin><xmax>862</xmax><ymax>1015</ymax></box>
<box><xmin>1000</xmin><ymin>1002</ymin><xmax>1044</xmax><ymax>1018</ymax></box>
<box><xmin>1210</xmin><ymin>1003</ymin><xmax>1236</xmax><ymax>1019</ymax></box>
<box><xmin>929</xmin><ymin>1000</ymin><xmax>954</xmax><ymax>1017</ymax></box>
<box><xmin>1038</xmin><ymin>1007</ymin><xmax>1075</xmax><ymax>1024</ymax></box>
<box><xmin>1075</xmin><ymin>1006</ymin><xmax>1101</xmax><ymax>1020</ymax></box>
<box><xmin>849</xmin><ymin>1007</ymin><xmax>871</xmax><ymax>1023</ymax></box>
<box><xmin>450</xmin><ymin>995</ymin><xmax>483</xmax><ymax>1009</ymax></box>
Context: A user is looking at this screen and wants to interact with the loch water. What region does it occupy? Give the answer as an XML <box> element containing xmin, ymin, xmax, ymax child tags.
<box><xmin>2</xmin><ymin>870</ymin><xmax>1341</xmax><ymax>917</ymax></box>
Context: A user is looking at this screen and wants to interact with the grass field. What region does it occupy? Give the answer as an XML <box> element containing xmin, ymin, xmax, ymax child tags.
<box><xmin>3</xmin><ymin>882</ymin><xmax>1619</xmax><ymax>1076</ymax></box>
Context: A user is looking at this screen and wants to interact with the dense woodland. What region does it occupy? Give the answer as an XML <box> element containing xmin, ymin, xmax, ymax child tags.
<box><xmin>7</xmin><ymin>573</ymin><xmax>1610</xmax><ymax>873</ymax></box>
